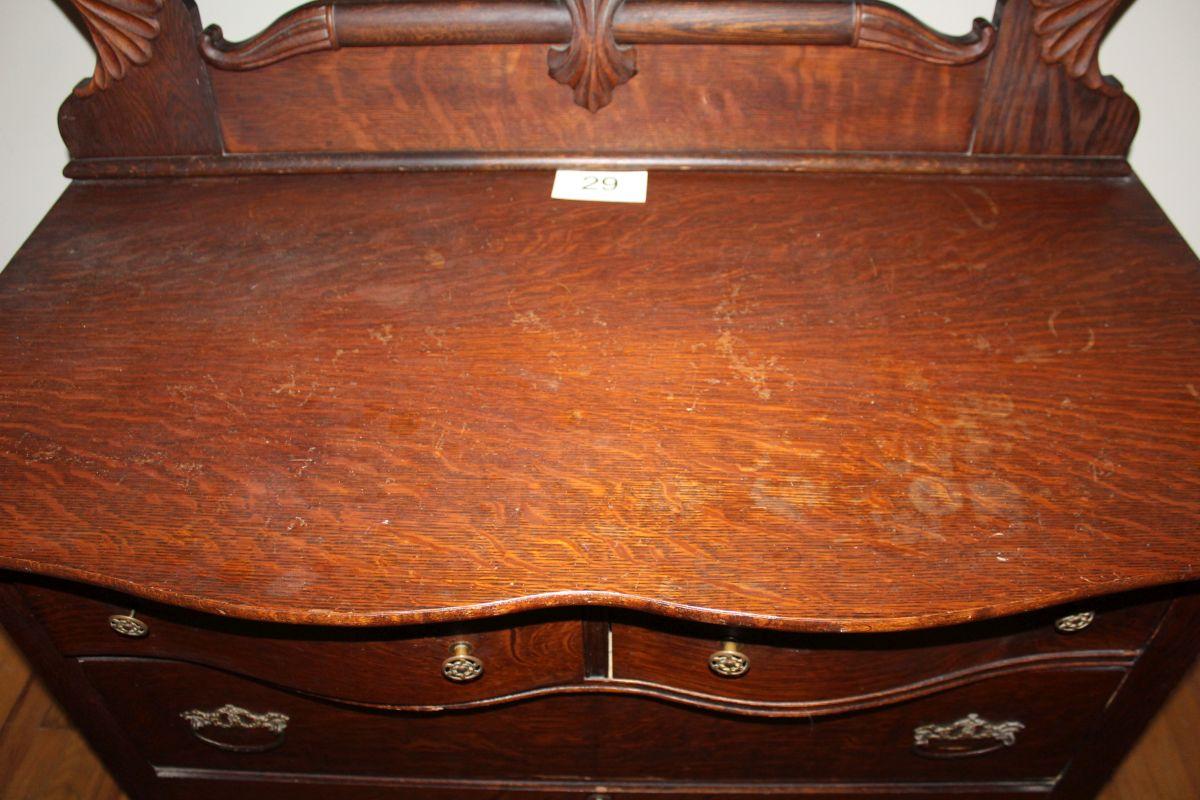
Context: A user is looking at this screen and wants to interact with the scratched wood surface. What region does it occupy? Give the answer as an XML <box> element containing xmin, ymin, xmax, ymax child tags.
<box><xmin>0</xmin><ymin>171</ymin><xmax>1197</xmax><ymax>632</ymax></box>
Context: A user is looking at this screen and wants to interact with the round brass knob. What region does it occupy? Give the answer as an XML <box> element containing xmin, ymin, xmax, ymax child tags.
<box><xmin>108</xmin><ymin>611</ymin><xmax>148</xmax><ymax>638</ymax></box>
<box><xmin>442</xmin><ymin>642</ymin><xmax>484</xmax><ymax>683</ymax></box>
<box><xmin>708</xmin><ymin>640</ymin><xmax>750</xmax><ymax>677</ymax></box>
<box><xmin>1054</xmin><ymin>611</ymin><xmax>1095</xmax><ymax>633</ymax></box>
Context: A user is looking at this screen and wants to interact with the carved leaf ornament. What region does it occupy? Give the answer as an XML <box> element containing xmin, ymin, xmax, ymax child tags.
<box><xmin>70</xmin><ymin>0</ymin><xmax>165</xmax><ymax>96</ymax></box>
<box><xmin>1030</xmin><ymin>0</ymin><xmax>1125</xmax><ymax>95</ymax></box>
<box><xmin>548</xmin><ymin>0</ymin><xmax>637</xmax><ymax>112</ymax></box>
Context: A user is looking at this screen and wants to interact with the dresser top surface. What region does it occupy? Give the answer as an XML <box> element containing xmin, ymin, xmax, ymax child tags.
<box><xmin>0</xmin><ymin>171</ymin><xmax>1197</xmax><ymax>631</ymax></box>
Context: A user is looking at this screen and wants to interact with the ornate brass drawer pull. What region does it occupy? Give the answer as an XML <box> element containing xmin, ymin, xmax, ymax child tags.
<box><xmin>443</xmin><ymin>641</ymin><xmax>484</xmax><ymax>683</ymax></box>
<box><xmin>708</xmin><ymin>640</ymin><xmax>750</xmax><ymax>678</ymax></box>
<box><xmin>180</xmin><ymin>704</ymin><xmax>290</xmax><ymax>753</ymax></box>
<box><xmin>913</xmin><ymin>713</ymin><xmax>1025</xmax><ymax>759</ymax></box>
<box><xmin>108</xmin><ymin>611</ymin><xmax>148</xmax><ymax>638</ymax></box>
<box><xmin>1054</xmin><ymin>611</ymin><xmax>1096</xmax><ymax>633</ymax></box>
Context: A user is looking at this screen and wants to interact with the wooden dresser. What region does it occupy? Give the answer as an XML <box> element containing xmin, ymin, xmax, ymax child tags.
<box><xmin>2</xmin><ymin>1</ymin><xmax>1198</xmax><ymax>798</ymax></box>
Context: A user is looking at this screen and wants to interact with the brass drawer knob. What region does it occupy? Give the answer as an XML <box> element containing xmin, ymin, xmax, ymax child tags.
<box><xmin>1054</xmin><ymin>611</ymin><xmax>1095</xmax><ymax>633</ymax></box>
<box><xmin>708</xmin><ymin>640</ymin><xmax>750</xmax><ymax>677</ymax></box>
<box><xmin>443</xmin><ymin>641</ymin><xmax>484</xmax><ymax>683</ymax></box>
<box><xmin>108</xmin><ymin>611</ymin><xmax>148</xmax><ymax>638</ymax></box>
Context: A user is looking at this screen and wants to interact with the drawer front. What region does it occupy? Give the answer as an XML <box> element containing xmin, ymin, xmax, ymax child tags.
<box><xmin>590</xmin><ymin>668</ymin><xmax>1125</xmax><ymax>783</ymax></box>
<box><xmin>82</xmin><ymin>657</ymin><xmax>1121</xmax><ymax>785</ymax></box>
<box><xmin>82</xmin><ymin>658</ymin><xmax>598</xmax><ymax>778</ymax></box>
<box><xmin>21</xmin><ymin>580</ymin><xmax>583</xmax><ymax>708</ymax></box>
<box><xmin>611</xmin><ymin>595</ymin><xmax>1165</xmax><ymax>707</ymax></box>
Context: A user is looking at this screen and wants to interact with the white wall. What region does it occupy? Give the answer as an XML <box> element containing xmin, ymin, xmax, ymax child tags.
<box><xmin>1</xmin><ymin>0</ymin><xmax>1197</xmax><ymax>268</ymax></box>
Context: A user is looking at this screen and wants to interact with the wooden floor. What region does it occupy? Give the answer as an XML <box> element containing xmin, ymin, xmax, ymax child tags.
<box><xmin>0</xmin><ymin>629</ymin><xmax>1197</xmax><ymax>799</ymax></box>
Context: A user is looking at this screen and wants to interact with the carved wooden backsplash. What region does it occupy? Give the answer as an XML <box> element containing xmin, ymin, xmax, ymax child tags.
<box><xmin>57</xmin><ymin>0</ymin><xmax>1141</xmax><ymax>175</ymax></box>
<box><xmin>198</xmin><ymin>0</ymin><xmax>997</xmax><ymax>111</ymax></box>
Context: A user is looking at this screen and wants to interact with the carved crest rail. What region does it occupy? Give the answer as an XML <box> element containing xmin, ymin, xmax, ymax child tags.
<box><xmin>198</xmin><ymin>0</ymin><xmax>997</xmax><ymax>111</ymax></box>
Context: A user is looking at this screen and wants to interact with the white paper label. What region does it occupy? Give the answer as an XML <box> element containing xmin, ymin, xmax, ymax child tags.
<box><xmin>551</xmin><ymin>170</ymin><xmax>648</xmax><ymax>204</ymax></box>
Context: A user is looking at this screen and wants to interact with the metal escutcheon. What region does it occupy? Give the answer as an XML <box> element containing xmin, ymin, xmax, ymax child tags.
<box><xmin>708</xmin><ymin>640</ymin><xmax>750</xmax><ymax>677</ymax></box>
<box><xmin>108</xmin><ymin>611</ymin><xmax>148</xmax><ymax>638</ymax></box>
<box><xmin>443</xmin><ymin>641</ymin><xmax>484</xmax><ymax>682</ymax></box>
<box><xmin>1054</xmin><ymin>611</ymin><xmax>1095</xmax><ymax>633</ymax></box>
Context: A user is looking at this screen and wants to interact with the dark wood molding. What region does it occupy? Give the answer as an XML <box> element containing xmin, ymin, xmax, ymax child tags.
<box><xmin>199</xmin><ymin>0</ymin><xmax>996</xmax><ymax>111</ymax></box>
<box><xmin>68</xmin><ymin>0</ymin><xmax>165</xmax><ymax>96</ymax></box>
<box><xmin>63</xmin><ymin>150</ymin><xmax>1133</xmax><ymax>180</ymax></box>
<box><xmin>1030</xmin><ymin>0</ymin><xmax>1127</xmax><ymax>96</ymax></box>
<box><xmin>156</xmin><ymin>769</ymin><xmax>1058</xmax><ymax>799</ymax></box>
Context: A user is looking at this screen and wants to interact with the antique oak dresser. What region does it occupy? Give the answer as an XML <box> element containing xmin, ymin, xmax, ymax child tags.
<box><xmin>1</xmin><ymin>0</ymin><xmax>1198</xmax><ymax>798</ymax></box>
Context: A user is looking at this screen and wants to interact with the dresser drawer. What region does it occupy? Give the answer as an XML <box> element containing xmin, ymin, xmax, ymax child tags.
<box><xmin>590</xmin><ymin>668</ymin><xmax>1125</xmax><ymax>783</ymax></box>
<box><xmin>81</xmin><ymin>657</ymin><xmax>1122</xmax><ymax>785</ymax></box>
<box><xmin>610</xmin><ymin>594</ymin><xmax>1166</xmax><ymax>709</ymax></box>
<box><xmin>19</xmin><ymin>580</ymin><xmax>583</xmax><ymax>708</ymax></box>
<box><xmin>81</xmin><ymin>658</ymin><xmax>597</xmax><ymax>778</ymax></box>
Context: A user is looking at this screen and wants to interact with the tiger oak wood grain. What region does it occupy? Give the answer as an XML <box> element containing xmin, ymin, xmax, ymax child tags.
<box><xmin>0</xmin><ymin>171</ymin><xmax>1197</xmax><ymax>632</ymax></box>
<box><xmin>208</xmin><ymin>43</ymin><xmax>984</xmax><ymax>156</ymax></box>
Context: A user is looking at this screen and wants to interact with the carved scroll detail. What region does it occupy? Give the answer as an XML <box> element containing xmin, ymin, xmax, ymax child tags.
<box><xmin>1030</xmin><ymin>0</ymin><xmax>1125</xmax><ymax>96</ymax></box>
<box><xmin>549</xmin><ymin>0</ymin><xmax>637</xmax><ymax>112</ymax></box>
<box><xmin>69</xmin><ymin>0</ymin><xmax>164</xmax><ymax>96</ymax></box>
<box><xmin>202</xmin><ymin>4</ymin><xmax>338</xmax><ymax>70</ymax></box>
<box><xmin>856</xmin><ymin>3</ymin><xmax>995</xmax><ymax>66</ymax></box>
